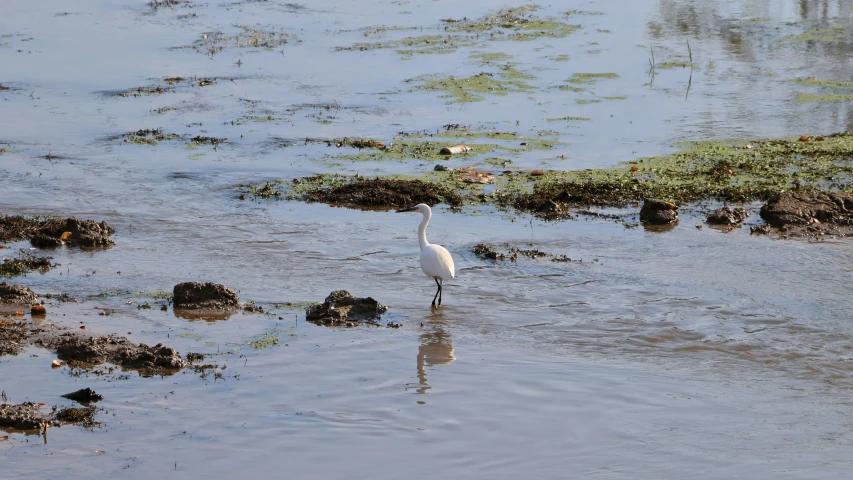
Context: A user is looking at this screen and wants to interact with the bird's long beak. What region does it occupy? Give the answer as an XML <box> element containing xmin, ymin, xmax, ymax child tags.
<box><xmin>396</xmin><ymin>206</ymin><xmax>418</xmax><ymax>213</ymax></box>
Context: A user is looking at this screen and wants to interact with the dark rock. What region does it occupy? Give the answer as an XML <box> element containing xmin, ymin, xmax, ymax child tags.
<box><xmin>61</xmin><ymin>388</ymin><xmax>104</xmax><ymax>403</ymax></box>
<box><xmin>640</xmin><ymin>199</ymin><xmax>678</xmax><ymax>225</ymax></box>
<box><xmin>306</xmin><ymin>290</ymin><xmax>388</xmax><ymax>326</ymax></box>
<box><xmin>707</xmin><ymin>206</ymin><xmax>749</xmax><ymax>225</ymax></box>
<box><xmin>173</xmin><ymin>282</ymin><xmax>239</xmax><ymax>310</ymax></box>
<box><xmin>0</xmin><ymin>282</ymin><xmax>38</xmax><ymax>314</ymax></box>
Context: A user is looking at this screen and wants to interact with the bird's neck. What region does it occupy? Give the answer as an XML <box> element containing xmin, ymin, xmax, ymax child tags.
<box><xmin>418</xmin><ymin>211</ymin><xmax>431</xmax><ymax>251</ymax></box>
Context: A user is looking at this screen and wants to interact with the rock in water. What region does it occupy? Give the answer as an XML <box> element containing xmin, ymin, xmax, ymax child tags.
<box><xmin>707</xmin><ymin>206</ymin><xmax>748</xmax><ymax>225</ymax></box>
<box><xmin>173</xmin><ymin>282</ymin><xmax>240</xmax><ymax>310</ymax></box>
<box><xmin>640</xmin><ymin>199</ymin><xmax>678</xmax><ymax>225</ymax></box>
<box><xmin>306</xmin><ymin>290</ymin><xmax>388</xmax><ymax>325</ymax></box>
<box><xmin>61</xmin><ymin>388</ymin><xmax>104</xmax><ymax>403</ymax></box>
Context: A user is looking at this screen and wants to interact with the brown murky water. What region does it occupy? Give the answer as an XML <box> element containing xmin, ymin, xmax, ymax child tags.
<box><xmin>3</xmin><ymin>0</ymin><xmax>853</xmax><ymax>478</ymax></box>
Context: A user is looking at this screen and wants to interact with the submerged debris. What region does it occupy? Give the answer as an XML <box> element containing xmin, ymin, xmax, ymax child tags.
<box><xmin>306</xmin><ymin>290</ymin><xmax>388</xmax><ymax>326</ymax></box>
<box><xmin>173</xmin><ymin>282</ymin><xmax>240</xmax><ymax>310</ymax></box>
<box><xmin>640</xmin><ymin>199</ymin><xmax>678</xmax><ymax>225</ymax></box>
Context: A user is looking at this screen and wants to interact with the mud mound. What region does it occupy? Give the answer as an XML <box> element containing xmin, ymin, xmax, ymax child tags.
<box><xmin>760</xmin><ymin>191</ymin><xmax>853</xmax><ymax>237</ymax></box>
<box><xmin>303</xmin><ymin>178</ymin><xmax>462</xmax><ymax>209</ymax></box>
<box><xmin>0</xmin><ymin>282</ymin><xmax>39</xmax><ymax>314</ymax></box>
<box><xmin>306</xmin><ymin>290</ymin><xmax>388</xmax><ymax>326</ymax></box>
<box><xmin>173</xmin><ymin>282</ymin><xmax>240</xmax><ymax>310</ymax></box>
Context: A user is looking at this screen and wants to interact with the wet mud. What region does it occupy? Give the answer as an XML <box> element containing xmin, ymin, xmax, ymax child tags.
<box><xmin>300</xmin><ymin>177</ymin><xmax>462</xmax><ymax>209</ymax></box>
<box><xmin>0</xmin><ymin>313</ymin><xmax>185</xmax><ymax>376</ymax></box>
<box><xmin>473</xmin><ymin>243</ymin><xmax>580</xmax><ymax>263</ymax></box>
<box><xmin>759</xmin><ymin>191</ymin><xmax>853</xmax><ymax>238</ymax></box>
<box><xmin>707</xmin><ymin>206</ymin><xmax>749</xmax><ymax>226</ymax></box>
<box><xmin>0</xmin><ymin>402</ymin><xmax>98</xmax><ymax>431</ymax></box>
<box><xmin>305</xmin><ymin>290</ymin><xmax>389</xmax><ymax>327</ymax></box>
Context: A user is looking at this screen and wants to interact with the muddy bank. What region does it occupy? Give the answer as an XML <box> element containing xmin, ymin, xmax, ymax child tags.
<box><xmin>1</xmin><ymin>310</ymin><xmax>185</xmax><ymax>376</ymax></box>
<box><xmin>0</xmin><ymin>216</ymin><xmax>114</xmax><ymax>248</ymax></box>
<box><xmin>760</xmin><ymin>191</ymin><xmax>853</xmax><ymax>237</ymax></box>
<box><xmin>253</xmin><ymin>132</ymin><xmax>853</xmax><ymax>228</ymax></box>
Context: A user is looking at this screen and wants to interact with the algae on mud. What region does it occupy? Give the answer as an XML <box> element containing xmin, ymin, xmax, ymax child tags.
<box><xmin>263</xmin><ymin>133</ymin><xmax>853</xmax><ymax>220</ymax></box>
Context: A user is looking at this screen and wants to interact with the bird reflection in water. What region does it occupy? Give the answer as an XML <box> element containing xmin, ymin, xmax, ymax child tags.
<box><xmin>414</xmin><ymin>325</ymin><xmax>455</xmax><ymax>394</ymax></box>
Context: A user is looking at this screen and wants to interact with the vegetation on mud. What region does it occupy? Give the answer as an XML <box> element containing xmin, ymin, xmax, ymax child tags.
<box><xmin>243</xmin><ymin>132</ymin><xmax>853</xmax><ymax>217</ymax></box>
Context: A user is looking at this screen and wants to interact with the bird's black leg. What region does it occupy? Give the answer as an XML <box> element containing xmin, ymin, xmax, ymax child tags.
<box><xmin>432</xmin><ymin>277</ymin><xmax>441</xmax><ymax>307</ymax></box>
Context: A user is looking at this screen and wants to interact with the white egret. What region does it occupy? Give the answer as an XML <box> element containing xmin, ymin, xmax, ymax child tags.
<box><xmin>397</xmin><ymin>203</ymin><xmax>456</xmax><ymax>308</ymax></box>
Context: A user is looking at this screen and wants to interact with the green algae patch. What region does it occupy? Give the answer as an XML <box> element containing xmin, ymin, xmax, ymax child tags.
<box><xmin>469</xmin><ymin>51</ymin><xmax>514</xmax><ymax>65</ymax></box>
<box><xmin>240</xmin><ymin>133</ymin><xmax>853</xmax><ymax>220</ymax></box>
<box><xmin>576</xmin><ymin>99</ymin><xmax>602</xmax><ymax>105</ymax></box>
<box><xmin>337</xmin><ymin>5</ymin><xmax>581</xmax><ymax>57</ymax></box>
<box><xmin>793</xmin><ymin>25</ymin><xmax>848</xmax><ymax>43</ymax></box>
<box><xmin>238</xmin><ymin>181</ymin><xmax>284</xmax><ymax>200</ymax></box>
<box><xmin>656</xmin><ymin>61</ymin><xmax>691</xmax><ymax>69</ymax></box>
<box><xmin>566</xmin><ymin>72</ymin><xmax>619</xmax><ymax>85</ymax></box>
<box><xmin>603</xmin><ymin>96</ymin><xmax>627</xmax><ymax>101</ymax></box>
<box><xmin>339</xmin><ymin>34</ymin><xmax>476</xmax><ymax>57</ymax></box>
<box><xmin>409</xmin><ymin>64</ymin><xmax>535</xmax><ymax>103</ymax></box>
<box><xmin>547</xmin><ymin>116</ymin><xmax>591</xmax><ymax>122</ymax></box>
<box><xmin>795</xmin><ymin>93</ymin><xmax>853</xmax><ymax>103</ymax></box>
<box><xmin>319</xmin><ymin>128</ymin><xmax>560</xmax><ymax>164</ymax></box>
<box><xmin>794</xmin><ymin>77</ymin><xmax>853</xmax><ymax>89</ymax></box>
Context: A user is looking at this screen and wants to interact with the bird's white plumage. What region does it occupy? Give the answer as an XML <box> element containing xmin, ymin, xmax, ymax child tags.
<box><xmin>398</xmin><ymin>203</ymin><xmax>456</xmax><ymax>306</ymax></box>
<box><xmin>421</xmin><ymin>243</ymin><xmax>455</xmax><ymax>280</ymax></box>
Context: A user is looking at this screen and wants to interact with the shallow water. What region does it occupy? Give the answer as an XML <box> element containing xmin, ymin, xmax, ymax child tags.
<box><xmin>3</xmin><ymin>0</ymin><xmax>853</xmax><ymax>478</ymax></box>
